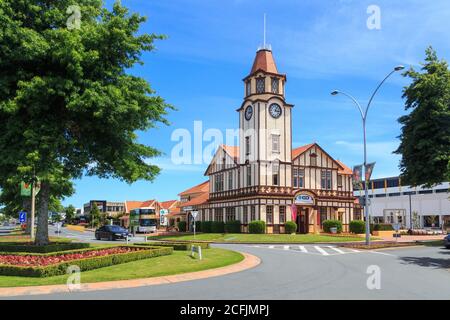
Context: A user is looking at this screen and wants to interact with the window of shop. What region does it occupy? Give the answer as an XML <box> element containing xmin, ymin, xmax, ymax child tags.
<box><xmin>226</xmin><ymin>207</ymin><xmax>236</xmax><ymax>222</ymax></box>
<box><xmin>266</xmin><ymin>205</ymin><xmax>273</xmax><ymax>224</ymax></box>
<box><xmin>243</xmin><ymin>206</ymin><xmax>248</xmax><ymax>224</ymax></box>
<box><xmin>279</xmin><ymin>206</ymin><xmax>286</xmax><ymax>223</ymax></box>
<box><xmin>293</xmin><ymin>168</ymin><xmax>298</xmax><ymax>188</ymax></box>
<box><xmin>251</xmin><ymin>206</ymin><xmax>256</xmax><ymax>221</ymax></box>
<box><xmin>337</xmin><ymin>175</ymin><xmax>342</xmax><ymax>187</ymax></box>
<box><xmin>293</xmin><ymin>168</ymin><xmax>304</xmax><ymax>188</ymax></box>
<box><xmin>320</xmin><ymin>207</ymin><xmax>327</xmax><ymax>226</ymax></box>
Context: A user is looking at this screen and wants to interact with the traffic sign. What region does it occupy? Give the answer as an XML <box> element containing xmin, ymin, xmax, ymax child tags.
<box><xmin>19</xmin><ymin>211</ymin><xmax>26</xmax><ymax>223</ymax></box>
<box><xmin>191</xmin><ymin>211</ymin><xmax>198</xmax><ymax>220</ymax></box>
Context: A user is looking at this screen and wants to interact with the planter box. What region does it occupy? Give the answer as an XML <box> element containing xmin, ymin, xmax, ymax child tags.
<box><xmin>372</xmin><ymin>230</ymin><xmax>395</xmax><ymax>237</ymax></box>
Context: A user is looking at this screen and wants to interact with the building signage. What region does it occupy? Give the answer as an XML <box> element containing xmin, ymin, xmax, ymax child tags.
<box><xmin>294</xmin><ymin>194</ymin><xmax>314</xmax><ymax>205</ymax></box>
<box><xmin>160</xmin><ymin>209</ymin><xmax>168</xmax><ymax>226</ymax></box>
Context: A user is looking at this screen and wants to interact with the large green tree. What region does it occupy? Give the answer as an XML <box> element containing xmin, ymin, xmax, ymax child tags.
<box><xmin>395</xmin><ymin>47</ymin><xmax>450</xmax><ymax>187</ymax></box>
<box><xmin>0</xmin><ymin>1</ymin><xmax>171</xmax><ymax>245</ymax></box>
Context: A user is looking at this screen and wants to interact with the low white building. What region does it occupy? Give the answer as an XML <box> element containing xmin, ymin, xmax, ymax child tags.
<box><xmin>354</xmin><ymin>177</ymin><xmax>449</xmax><ymax>229</ymax></box>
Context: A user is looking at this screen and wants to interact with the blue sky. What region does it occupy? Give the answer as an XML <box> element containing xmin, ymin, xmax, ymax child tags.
<box><xmin>64</xmin><ymin>0</ymin><xmax>450</xmax><ymax>209</ymax></box>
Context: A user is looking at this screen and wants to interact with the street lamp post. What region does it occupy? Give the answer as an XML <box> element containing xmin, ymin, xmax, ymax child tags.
<box><xmin>331</xmin><ymin>65</ymin><xmax>404</xmax><ymax>245</ymax></box>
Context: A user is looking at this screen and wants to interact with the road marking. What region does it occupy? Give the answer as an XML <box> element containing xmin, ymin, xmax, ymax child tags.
<box><xmin>327</xmin><ymin>246</ymin><xmax>345</xmax><ymax>254</ymax></box>
<box><xmin>314</xmin><ymin>246</ymin><xmax>329</xmax><ymax>256</ymax></box>
<box><xmin>283</xmin><ymin>245</ymin><xmax>290</xmax><ymax>250</ymax></box>
<box><xmin>298</xmin><ymin>246</ymin><xmax>307</xmax><ymax>253</ymax></box>
<box><xmin>268</xmin><ymin>245</ymin><xmax>275</xmax><ymax>249</ymax></box>
<box><xmin>348</xmin><ymin>248</ymin><xmax>360</xmax><ymax>253</ymax></box>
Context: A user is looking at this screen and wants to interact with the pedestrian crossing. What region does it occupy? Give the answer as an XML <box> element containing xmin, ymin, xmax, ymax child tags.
<box><xmin>249</xmin><ymin>244</ymin><xmax>361</xmax><ymax>256</ymax></box>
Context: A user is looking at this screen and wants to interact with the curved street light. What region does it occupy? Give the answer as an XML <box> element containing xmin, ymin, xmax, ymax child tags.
<box><xmin>331</xmin><ymin>65</ymin><xmax>404</xmax><ymax>245</ymax></box>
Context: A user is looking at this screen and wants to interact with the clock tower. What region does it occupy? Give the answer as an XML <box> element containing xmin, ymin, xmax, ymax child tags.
<box><xmin>238</xmin><ymin>47</ymin><xmax>293</xmax><ymax>189</ymax></box>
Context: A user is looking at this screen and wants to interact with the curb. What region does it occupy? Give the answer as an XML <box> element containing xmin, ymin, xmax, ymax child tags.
<box><xmin>0</xmin><ymin>251</ymin><xmax>260</xmax><ymax>298</ymax></box>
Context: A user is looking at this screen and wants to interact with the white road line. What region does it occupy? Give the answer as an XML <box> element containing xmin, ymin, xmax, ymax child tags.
<box><xmin>327</xmin><ymin>246</ymin><xmax>345</xmax><ymax>254</ymax></box>
<box><xmin>268</xmin><ymin>245</ymin><xmax>275</xmax><ymax>249</ymax></box>
<box><xmin>298</xmin><ymin>246</ymin><xmax>307</xmax><ymax>253</ymax></box>
<box><xmin>314</xmin><ymin>246</ymin><xmax>329</xmax><ymax>256</ymax></box>
<box><xmin>348</xmin><ymin>248</ymin><xmax>360</xmax><ymax>253</ymax></box>
<box><xmin>283</xmin><ymin>245</ymin><xmax>290</xmax><ymax>250</ymax></box>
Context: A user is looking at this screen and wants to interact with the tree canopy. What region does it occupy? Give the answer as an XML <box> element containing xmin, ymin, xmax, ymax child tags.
<box><xmin>0</xmin><ymin>0</ymin><xmax>172</xmax><ymax>244</ymax></box>
<box><xmin>395</xmin><ymin>47</ymin><xmax>450</xmax><ymax>187</ymax></box>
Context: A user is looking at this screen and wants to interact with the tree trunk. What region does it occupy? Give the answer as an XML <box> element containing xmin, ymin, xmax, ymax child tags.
<box><xmin>23</xmin><ymin>198</ymin><xmax>31</xmax><ymax>234</ymax></box>
<box><xmin>35</xmin><ymin>182</ymin><xmax>50</xmax><ymax>246</ymax></box>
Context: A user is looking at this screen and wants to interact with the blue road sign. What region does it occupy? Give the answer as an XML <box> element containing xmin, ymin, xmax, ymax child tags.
<box><xmin>19</xmin><ymin>211</ymin><xmax>26</xmax><ymax>223</ymax></box>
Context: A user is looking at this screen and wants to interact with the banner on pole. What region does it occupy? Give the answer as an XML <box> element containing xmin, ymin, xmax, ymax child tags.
<box><xmin>365</xmin><ymin>162</ymin><xmax>376</xmax><ymax>182</ymax></box>
<box><xmin>20</xmin><ymin>182</ymin><xmax>31</xmax><ymax>197</ymax></box>
<box><xmin>352</xmin><ymin>165</ymin><xmax>363</xmax><ymax>190</ymax></box>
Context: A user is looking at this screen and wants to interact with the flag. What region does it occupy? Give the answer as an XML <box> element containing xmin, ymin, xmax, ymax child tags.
<box><xmin>365</xmin><ymin>162</ymin><xmax>376</xmax><ymax>182</ymax></box>
<box><xmin>352</xmin><ymin>164</ymin><xmax>363</xmax><ymax>190</ymax></box>
<box><xmin>20</xmin><ymin>182</ymin><xmax>31</xmax><ymax>197</ymax></box>
<box><xmin>291</xmin><ymin>203</ymin><xmax>297</xmax><ymax>222</ymax></box>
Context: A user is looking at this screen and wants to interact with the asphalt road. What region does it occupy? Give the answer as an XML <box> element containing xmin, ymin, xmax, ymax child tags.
<box><xmin>49</xmin><ymin>225</ymin><xmax>147</xmax><ymax>244</ymax></box>
<box><xmin>12</xmin><ymin>227</ymin><xmax>450</xmax><ymax>300</ymax></box>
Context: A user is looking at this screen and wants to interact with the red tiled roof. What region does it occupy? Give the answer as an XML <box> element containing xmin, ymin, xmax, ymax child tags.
<box><xmin>178</xmin><ymin>181</ymin><xmax>209</xmax><ymax>196</ymax></box>
<box><xmin>336</xmin><ymin>160</ymin><xmax>353</xmax><ymax>175</ymax></box>
<box><xmin>180</xmin><ymin>192</ymin><xmax>209</xmax><ymax>208</ymax></box>
<box><xmin>291</xmin><ymin>143</ymin><xmax>315</xmax><ymax>159</ymax></box>
<box><xmin>140</xmin><ymin>199</ymin><xmax>157</xmax><ymax>208</ymax></box>
<box><xmin>159</xmin><ymin>200</ymin><xmax>178</xmax><ymax>210</ymax></box>
<box><xmin>251</xmin><ymin>49</ymin><xmax>279</xmax><ymax>74</ymax></box>
<box><xmin>222</xmin><ymin>145</ymin><xmax>239</xmax><ymax>162</ymax></box>
<box><xmin>125</xmin><ymin>201</ymin><xmax>144</xmax><ymax>213</ymax></box>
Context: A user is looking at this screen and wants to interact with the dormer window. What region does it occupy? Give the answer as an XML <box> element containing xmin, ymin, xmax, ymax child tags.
<box><xmin>256</xmin><ymin>77</ymin><xmax>265</xmax><ymax>94</ymax></box>
<box><xmin>246</xmin><ymin>80</ymin><xmax>251</xmax><ymax>96</ymax></box>
<box><xmin>271</xmin><ymin>77</ymin><xmax>279</xmax><ymax>94</ymax></box>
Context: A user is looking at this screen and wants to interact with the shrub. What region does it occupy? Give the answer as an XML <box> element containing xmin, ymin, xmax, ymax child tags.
<box><xmin>211</xmin><ymin>221</ymin><xmax>225</xmax><ymax>233</ymax></box>
<box><xmin>202</xmin><ymin>221</ymin><xmax>213</xmax><ymax>233</ymax></box>
<box><xmin>177</xmin><ymin>221</ymin><xmax>187</xmax><ymax>232</ymax></box>
<box><xmin>284</xmin><ymin>221</ymin><xmax>297</xmax><ymax>234</ymax></box>
<box><xmin>137</xmin><ymin>241</ymin><xmax>209</xmax><ymax>251</ymax></box>
<box><xmin>249</xmin><ymin>220</ymin><xmax>266</xmax><ymax>234</ymax></box>
<box><xmin>225</xmin><ymin>220</ymin><xmax>241</xmax><ymax>233</ymax></box>
<box><xmin>0</xmin><ymin>242</ymin><xmax>90</xmax><ymax>253</ymax></box>
<box><xmin>349</xmin><ymin>220</ymin><xmax>365</xmax><ymax>234</ymax></box>
<box><xmin>373</xmin><ymin>223</ymin><xmax>394</xmax><ymax>231</ymax></box>
<box><xmin>0</xmin><ymin>246</ymin><xmax>172</xmax><ymax>277</ymax></box>
<box><xmin>322</xmin><ymin>220</ymin><xmax>343</xmax><ymax>233</ymax></box>
<box><xmin>194</xmin><ymin>221</ymin><xmax>202</xmax><ymax>232</ymax></box>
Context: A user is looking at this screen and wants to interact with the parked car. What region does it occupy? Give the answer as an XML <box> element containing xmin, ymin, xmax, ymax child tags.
<box><xmin>2</xmin><ymin>222</ymin><xmax>9</xmax><ymax>227</ymax></box>
<box><xmin>444</xmin><ymin>235</ymin><xmax>450</xmax><ymax>249</ymax></box>
<box><xmin>95</xmin><ymin>225</ymin><xmax>130</xmax><ymax>241</ymax></box>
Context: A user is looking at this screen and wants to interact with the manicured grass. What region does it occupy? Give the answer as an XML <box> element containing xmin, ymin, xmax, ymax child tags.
<box><xmin>147</xmin><ymin>233</ymin><xmax>369</xmax><ymax>243</ymax></box>
<box><xmin>0</xmin><ymin>248</ymin><xmax>243</xmax><ymax>287</ymax></box>
<box><xmin>0</xmin><ymin>235</ymin><xmax>70</xmax><ymax>243</ymax></box>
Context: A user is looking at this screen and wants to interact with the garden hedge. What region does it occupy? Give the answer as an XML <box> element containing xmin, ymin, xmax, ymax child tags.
<box><xmin>322</xmin><ymin>220</ymin><xmax>343</xmax><ymax>233</ymax></box>
<box><xmin>0</xmin><ymin>246</ymin><xmax>173</xmax><ymax>277</ymax></box>
<box><xmin>0</xmin><ymin>242</ymin><xmax>90</xmax><ymax>253</ymax></box>
<box><xmin>225</xmin><ymin>220</ymin><xmax>241</xmax><ymax>233</ymax></box>
<box><xmin>177</xmin><ymin>221</ymin><xmax>187</xmax><ymax>232</ymax></box>
<box><xmin>195</xmin><ymin>221</ymin><xmax>202</xmax><ymax>232</ymax></box>
<box><xmin>211</xmin><ymin>221</ymin><xmax>225</xmax><ymax>233</ymax></box>
<box><xmin>372</xmin><ymin>223</ymin><xmax>394</xmax><ymax>231</ymax></box>
<box><xmin>249</xmin><ymin>220</ymin><xmax>266</xmax><ymax>234</ymax></box>
<box><xmin>136</xmin><ymin>241</ymin><xmax>209</xmax><ymax>251</ymax></box>
<box><xmin>284</xmin><ymin>221</ymin><xmax>297</xmax><ymax>234</ymax></box>
<box><xmin>201</xmin><ymin>221</ymin><xmax>212</xmax><ymax>233</ymax></box>
<box><xmin>349</xmin><ymin>220</ymin><xmax>365</xmax><ymax>234</ymax></box>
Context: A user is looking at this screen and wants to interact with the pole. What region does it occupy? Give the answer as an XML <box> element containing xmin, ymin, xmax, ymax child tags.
<box><xmin>193</xmin><ymin>215</ymin><xmax>196</xmax><ymax>240</ymax></box>
<box><xmin>409</xmin><ymin>193</ymin><xmax>412</xmax><ymax>229</ymax></box>
<box><xmin>363</xmin><ymin>119</ymin><xmax>370</xmax><ymax>245</ymax></box>
<box><xmin>30</xmin><ymin>178</ymin><xmax>35</xmax><ymax>241</ymax></box>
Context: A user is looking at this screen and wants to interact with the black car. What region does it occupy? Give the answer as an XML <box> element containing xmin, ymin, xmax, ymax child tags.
<box><xmin>444</xmin><ymin>235</ymin><xmax>450</xmax><ymax>249</ymax></box>
<box><xmin>95</xmin><ymin>225</ymin><xmax>130</xmax><ymax>241</ymax></box>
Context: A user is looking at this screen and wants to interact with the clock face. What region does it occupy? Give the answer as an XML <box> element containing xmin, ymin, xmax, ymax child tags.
<box><xmin>245</xmin><ymin>105</ymin><xmax>253</xmax><ymax>121</ymax></box>
<box><xmin>269</xmin><ymin>103</ymin><xmax>282</xmax><ymax>119</ymax></box>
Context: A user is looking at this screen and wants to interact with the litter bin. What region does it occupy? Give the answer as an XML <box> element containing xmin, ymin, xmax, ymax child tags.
<box><xmin>330</xmin><ymin>227</ymin><xmax>337</xmax><ymax>234</ymax></box>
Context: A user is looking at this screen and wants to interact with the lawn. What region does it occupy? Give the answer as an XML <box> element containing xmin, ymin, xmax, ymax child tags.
<box><xmin>0</xmin><ymin>248</ymin><xmax>243</xmax><ymax>287</ymax></box>
<box><xmin>147</xmin><ymin>233</ymin><xmax>369</xmax><ymax>243</ymax></box>
<box><xmin>0</xmin><ymin>235</ymin><xmax>70</xmax><ymax>243</ymax></box>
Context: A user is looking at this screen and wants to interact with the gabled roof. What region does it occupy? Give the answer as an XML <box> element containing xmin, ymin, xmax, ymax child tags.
<box><xmin>250</xmin><ymin>49</ymin><xmax>279</xmax><ymax>74</ymax></box>
<box><xmin>336</xmin><ymin>160</ymin><xmax>353</xmax><ymax>175</ymax></box>
<box><xmin>140</xmin><ymin>199</ymin><xmax>157</xmax><ymax>208</ymax></box>
<box><xmin>159</xmin><ymin>200</ymin><xmax>178</xmax><ymax>210</ymax></box>
<box><xmin>291</xmin><ymin>143</ymin><xmax>315</xmax><ymax>159</ymax></box>
<box><xmin>222</xmin><ymin>145</ymin><xmax>239</xmax><ymax>162</ymax></box>
<box><xmin>180</xmin><ymin>192</ymin><xmax>209</xmax><ymax>208</ymax></box>
<box><xmin>178</xmin><ymin>181</ymin><xmax>209</xmax><ymax>197</ymax></box>
<box><xmin>291</xmin><ymin>143</ymin><xmax>352</xmax><ymax>175</ymax></box>
<box><xmin>125</xmin><ymin>201</ymin><xmax>144</xmax><ymax>213</ymax></box>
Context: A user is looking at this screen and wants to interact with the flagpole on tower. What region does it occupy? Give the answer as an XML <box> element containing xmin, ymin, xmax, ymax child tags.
<box><xmin>263</xmin><ymin>13</ymin><xmax>266</xmax><ymax>49</ymax></box>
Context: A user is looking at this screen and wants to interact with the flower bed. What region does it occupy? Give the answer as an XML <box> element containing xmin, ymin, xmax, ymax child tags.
<box><xmin>0</xmin><ymin>245</ymin><xmax>173</xmax><ymax>277</ymax></box>
<box><xmin>136</xmin><ymin>241</ymin><xmax>210</xmax><ymax>251</ymax></box>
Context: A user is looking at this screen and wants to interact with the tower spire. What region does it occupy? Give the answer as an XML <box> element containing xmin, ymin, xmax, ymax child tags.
<box><xmin>258</xmin><ymin>14</ymin><xmax>271</xmax><ymax>51</ymax></box>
